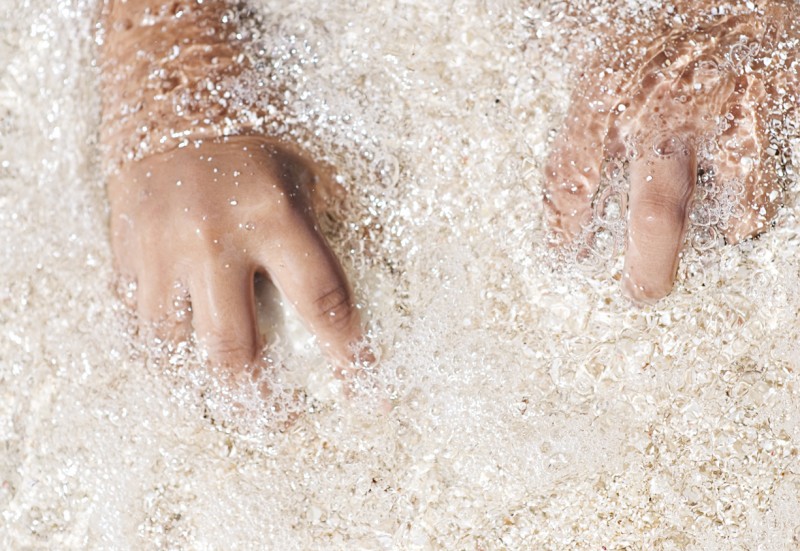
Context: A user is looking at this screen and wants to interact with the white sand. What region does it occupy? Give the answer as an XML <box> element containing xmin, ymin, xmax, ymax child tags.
<box><xmin>2</xmin><ymin>0</ymin><xmax>800</xmax><ymax>548</ymax></box>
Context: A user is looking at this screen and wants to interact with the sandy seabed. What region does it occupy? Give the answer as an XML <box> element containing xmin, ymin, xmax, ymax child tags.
<box><xmin>3</xmin><ymin>0</ymin><xmax>800</xmax><ymax>549</ymax></box>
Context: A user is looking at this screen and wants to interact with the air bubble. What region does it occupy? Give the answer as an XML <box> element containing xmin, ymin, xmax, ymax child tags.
<box><xmin>601</xmin><ymin>157</ymin><xmax>625</xmax><ymax>182</ymax></box>
<box><xmin>652</xmin><ymin>135</ymin><xmax>685</xmax><ymax>157</ymax></box>
<box><xmin>691</xmin><ymin>226</ymin><xmax>718</xmax><ymax>251</ymax></box>
<box><xmin>167</xmin><ymin>44</ymin><xmax>180</xmax><ymax>61</ymax></box>
<box><xmin>590</xmin><ymin>227</ymin><xmax>619</xmax><ymax>260</ymax></box>
<box><xmin>593</xmin><ymin>187</ymin><xmax>625</xmax><ymax>226</ymax></box>
<box><xmin>220</xmin><ymin>9</ymin><xmax>238</xmax><ymax>25</ymax></box>
<box><xmin>689</xmin><ymin>206</ymin><xmax>711</xmax><ymax>226</ymax></box>
<box><xmin>374</xmin><ymin>153</ymin><xmax>400</xmax><ymax>186</ymax></box>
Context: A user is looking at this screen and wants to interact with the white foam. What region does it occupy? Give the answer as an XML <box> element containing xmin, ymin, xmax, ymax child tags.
<box><xmin>2</xmin><ymin>0</ymin><xmax>800</xmax><ymax>548</ymax></box>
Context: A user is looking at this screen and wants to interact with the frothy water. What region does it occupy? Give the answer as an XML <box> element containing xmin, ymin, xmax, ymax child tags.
<box><xmin>3</xmin><ymin>0</ymin><xmax>800</xmax><ymax>548</ymax></box>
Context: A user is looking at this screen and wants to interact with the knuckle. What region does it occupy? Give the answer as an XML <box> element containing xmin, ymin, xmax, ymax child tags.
<box><xmin>267</xmin><ymin>192</ymin><xmax>303</xmax><ymax>221</ymax></box>
<box><xmin>202</xmin><ymin>333</ymin><xmax>255</xmax><ymax>365</ymax></box>
<box><xmin>196</xmin><ymin>234</ymin><xmax>221</xmax><ymax>255</ymax></box>
<box><xmin>188</xmin><ymin>226</ymin><xmax>224</xmax><ymax>255</ymax></box>
<box><xmin>313</xmin><ymin>285</ymin><xmax>356</xmax><ymax>331</ymax></box>
<box><xmin>243</xmin><ymin>189</ymin><xmax>305</xmax><ymax>232</ymax></box>
<box><xmin>635</xmin><ymin>195</ymin><xmax>689</xmax><ymax>225</ymax></box>
<box><xmin>260</xmin><ymin>183</ymin><xmax>311</xmax><ymax>223</ymax></box>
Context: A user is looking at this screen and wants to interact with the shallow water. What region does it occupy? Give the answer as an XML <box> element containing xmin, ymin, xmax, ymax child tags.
<box><xmin>2</xmin><ymin>0</ymin><xmax>800</xmax><ymax>548</ymax></box>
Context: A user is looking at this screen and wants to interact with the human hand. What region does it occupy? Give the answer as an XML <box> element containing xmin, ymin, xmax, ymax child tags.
<box><xmin>98</xmin><ymin>1</ymin><xmax>368</xmax><ymax>382</ymax></box>
<box><xmin>108</xmin><ymin>136</ymin><xmax>363</xmax><ymax>373</ymax></box>
<box><xmin>544</xmin><ymin>6</ymin><xmax>798</xmax><ymax>303</ymax></box>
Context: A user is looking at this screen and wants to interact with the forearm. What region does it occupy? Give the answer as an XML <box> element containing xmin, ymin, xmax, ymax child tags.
<box><xmin>564</xmin><ymin>0</ymin><xmax>799</xmax><ymax>98</ymax></box>
<box><xmin>98</xmin><ymin>0</ymin><xmax>260</xmax><ymax>170</ymax></box>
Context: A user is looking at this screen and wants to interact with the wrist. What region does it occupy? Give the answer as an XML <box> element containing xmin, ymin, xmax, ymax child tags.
<box><xmin>99</xmin><ymin>0</ymin><xmax>254</xmax><ymax>170</ymax></box>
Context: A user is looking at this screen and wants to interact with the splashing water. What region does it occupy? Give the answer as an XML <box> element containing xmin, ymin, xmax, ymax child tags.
<box><xmin>3</xmin><ymin>0</ymin><xmax>800</xmax><ymax>549</ymax></box>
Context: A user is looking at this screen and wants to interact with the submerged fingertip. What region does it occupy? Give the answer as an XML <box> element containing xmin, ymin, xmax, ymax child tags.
<box><xmin>621</xmin><ymin>274</ymin><xmax>669</xmax><ymax>306</ymax></box>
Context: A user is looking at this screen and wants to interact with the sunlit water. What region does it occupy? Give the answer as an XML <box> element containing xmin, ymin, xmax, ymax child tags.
<box><xmin>2</xmin><ymin>0</ymin><xmax>800</xmax><ymax>548</ymax></box>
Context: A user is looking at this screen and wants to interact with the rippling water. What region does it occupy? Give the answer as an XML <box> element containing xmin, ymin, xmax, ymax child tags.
<box><xmin>2</xmin><ymin>0</ymin><xmax>800</xmax><ymax>548</ymax></box>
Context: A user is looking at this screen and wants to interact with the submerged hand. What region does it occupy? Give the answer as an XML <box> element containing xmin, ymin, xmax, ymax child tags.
<box><xmin>99</xmin><ymin>1</ymin><xmax>367</xmax><ymax>380</ymax></box>
<box><xmin>545</xmin><ymin>6</ymin><xmax>798</xmax><ymax>303</ymax></box>
<box><xmin>108</xmin><ymin>136</ymin><xmax>362</xmax><ymax>371</ymax></box>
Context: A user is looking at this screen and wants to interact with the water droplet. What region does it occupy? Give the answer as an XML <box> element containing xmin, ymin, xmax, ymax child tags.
<box><xmin>653</xmin><ymin>135</ymin><xmax>685</xmax><ymax>157</ymax></box>
<box><xmin>221</xmin><ymin>9</ymin><xmax>238</xmax><ymax>25</ymax></box>
<box><xmin>167</xmin><ymin>44</ymin><xmax>180</xmax><ymax>61</ymax></box>
<box><xmin>591</xmin><ymin>227</ymin><xmax>619</xmax><ymax>260</ymax></box>
<box><xmin>374</xmin><ymin>154</ymin><xmax>400</xmax><ymax>186</ymax></box>
<box><xmin>692</xmin><ymin>226</ymin><xmax>718</xmax><ymax>251</ymax></box>
<box><xmin>113</xmin><ymin>18</ymin><xmax>133</xmax><ymax>32</ymax></box>
<box><xmin>690</xmin><ymin>206</ymin><xmax>711</xmax><ymax>226</ymax></box>
<box><xmin>594</xmin><ymin>188</ymin><xmax>625</xmax><ymax>225</ymax></box>
<box><xmin>229</xmin><ymin>197</ymin><xmax>238</xmax><ymax>206</ymax></box>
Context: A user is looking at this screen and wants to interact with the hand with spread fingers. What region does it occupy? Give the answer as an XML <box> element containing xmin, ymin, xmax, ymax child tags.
<box><xmin>99</xmin><ymin>1</ymin><xmax>365</xmax><ymax>380</ymax></box>
<box><xmin>545</xmin><ymin>3</ymin><xmax>799</xmax><ymax>304</ymax></box>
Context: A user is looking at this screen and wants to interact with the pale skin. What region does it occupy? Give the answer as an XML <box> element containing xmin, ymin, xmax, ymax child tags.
<box><xmin>100</xmin><ymin>0</ymin><xmax>363</xmax><ymax>376</ymax></box>
<box><xmin>545</xmin><ymin>2</ymin><xmax>799</xmax><ymax>303</ymax></box>
<box><xmin>107</xmin><ymin>138</ymin><xmax>361</xmax><ymax>370</ymax></box>
<box><xmin>101</xmin><ymin>0</ymin><xmax>798</xmax><ymax>374</ymax></box>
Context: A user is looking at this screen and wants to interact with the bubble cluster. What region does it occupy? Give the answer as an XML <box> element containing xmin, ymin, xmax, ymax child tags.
<box><xmin>545</xmin><ymin>0</ymin><xmax>799</xmax><ymax>291</ymax></box>
<box><xmin>2</xmin><ymin>0</ymin><xmax>800</xmax><ymax>549</ymax></box>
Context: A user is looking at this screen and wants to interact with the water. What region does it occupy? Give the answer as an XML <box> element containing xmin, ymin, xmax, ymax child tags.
<box><xmin>2</xmin><ymin>0</ymin><xmax>800</xmax><ymax>548</ymax></box>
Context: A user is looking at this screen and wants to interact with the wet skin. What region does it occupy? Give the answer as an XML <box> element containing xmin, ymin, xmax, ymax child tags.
<box><xmin>100</xmin><ymin>1</ymin><xmax>363</xmax><ymax>375</ymax></box>
<box><xmin>107</xmin><ymin>138</ymin><xmax>362</xmax><ymax>371</ymax></box>
<box><xmin>545</xmin><ymin>3</ymin><xmax>799</xmax><ymax>304</ymax></box>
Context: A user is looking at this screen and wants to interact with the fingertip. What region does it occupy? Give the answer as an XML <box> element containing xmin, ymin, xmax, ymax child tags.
<box><xmin>620</xmin><ymin>269</ymin><xmax>671</xmax><ymax>306</ymax></box>
<box><xmin>621</xmin><ymin>224</ymin><xmax>678</xmax><ymax>305</ymax></box>
<box><xmin>301</xmin><ymin>283</ymin><xmax>362</xmax><ymax>365</ymax></box>
<box><xmin>331</xmin><ymin>337</ymin><xmax>372</xmax><ymax>380</ymax></box>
